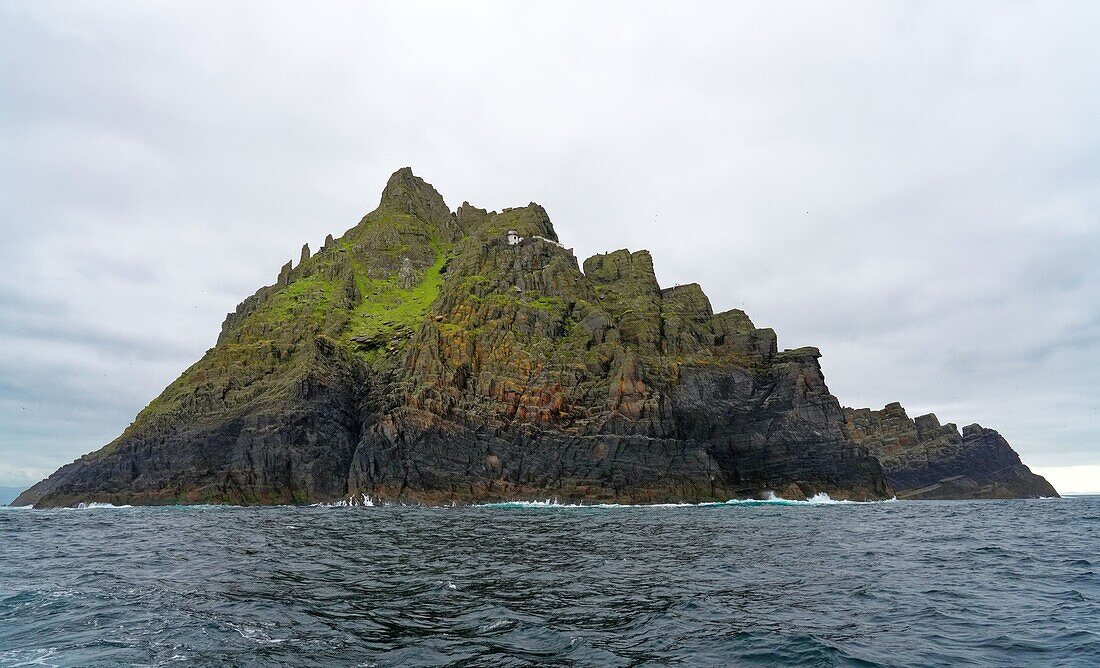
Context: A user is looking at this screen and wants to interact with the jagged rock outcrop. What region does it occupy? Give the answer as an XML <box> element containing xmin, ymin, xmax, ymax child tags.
<box><xmin>13</xmin><ymin>168</ymin><xmax>1053</xmax><ymax>507</ymax></box>
<box><xmin>844</xmin><ymin>402</ymin><xmax>1057</xmax><ymax>499</ymax></box>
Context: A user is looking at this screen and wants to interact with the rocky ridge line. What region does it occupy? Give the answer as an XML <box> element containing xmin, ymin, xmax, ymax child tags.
<box><xmin>13</xmin><ymin>169</ymin><xmax>1055</xmax><ymax>507</ymax></box>
<box><xmin>844</xmin><ymin>402</ymin><xmax>1057</xmax><ymax>499</ymax></box>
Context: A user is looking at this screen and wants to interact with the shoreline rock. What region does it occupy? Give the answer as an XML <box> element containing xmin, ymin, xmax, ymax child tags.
<box><xmin>13</xmin><ymin>169</ymin><xmax>1054</xmax><ymax>507</ymax></box>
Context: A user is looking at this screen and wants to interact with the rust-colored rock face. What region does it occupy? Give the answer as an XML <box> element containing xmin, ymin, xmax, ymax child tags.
<box><xmin>14</xmin><ymin>169</ymin><xmax>1052</xmax><ymax>507</ymax></box>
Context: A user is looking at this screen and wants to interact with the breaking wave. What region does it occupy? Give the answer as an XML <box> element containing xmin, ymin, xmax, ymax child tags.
<box><xmin>478</xmin><ymin>492</ymin><xmax>896</xmax><ymax>509</ymax></box>
<box><xmin>67</xmin><ymin>502</ymin><xmax>134</xmax><ymax>509</ymax></box>
<box><xmin>302</xmin><ymin>492</ymin><xmax>897</xmax><ymax>510</ymax></box>
<box><xmin>25</xmin><ymin>492</ymin><xmax>898</xmax><ymax>511</ymax></box>
<box><xmin>311</xmin><ymin>493</ymin><xmax>376</xmax><ymax>507</ymax></box>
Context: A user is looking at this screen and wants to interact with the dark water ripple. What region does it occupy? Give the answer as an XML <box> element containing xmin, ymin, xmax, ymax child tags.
<box><xmin>1</xmin><ymin>497</ymin><xmax>1098</xmax><ymax>667</ymax></box>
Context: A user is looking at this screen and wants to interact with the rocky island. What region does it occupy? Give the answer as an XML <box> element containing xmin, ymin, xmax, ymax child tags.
<box><xmin>14</xmin><ymin>169</ymin><xmax>1056</xmax><ymax>507</ymax></box>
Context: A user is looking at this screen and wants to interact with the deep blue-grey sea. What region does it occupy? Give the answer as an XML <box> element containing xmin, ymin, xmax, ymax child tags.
<box><xmin>1</xmin><ymin>496</ymin><xmax>1097</xmax><ymax>667</ymax></box>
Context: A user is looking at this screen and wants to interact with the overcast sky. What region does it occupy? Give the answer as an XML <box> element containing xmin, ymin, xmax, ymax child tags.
<box><xmin>1</xmin><ymin>1</ymin><xmax>1097</xmax><ymax>493</ymax></box>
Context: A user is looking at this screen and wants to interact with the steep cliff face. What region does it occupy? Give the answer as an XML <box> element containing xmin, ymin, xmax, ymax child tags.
<box><xmin>345</xmin><ymin>204</ymin><xmax>888</xmax><ymax>503</ymax></box>
<box><xmin>14</xmin><ymin>168</ymin><xmax>1052</xmax><ymax>507</ymax></box>
<box><xmin>844</xmin><ymin>403</ymin><xmax>1057</xmax><ymax>499</ymax></box>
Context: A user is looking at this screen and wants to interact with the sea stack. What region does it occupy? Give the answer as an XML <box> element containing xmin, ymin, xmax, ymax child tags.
<box><xmin>13</xmin><ymin>169</ymin><xmax>1056</xmax><ymax>507</ymax></box>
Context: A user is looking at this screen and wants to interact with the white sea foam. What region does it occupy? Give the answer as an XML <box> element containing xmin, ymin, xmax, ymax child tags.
<box><xmin>312</xmin><ymin>493</ymin><xmax>376</xmax><ymax>507</ymax></box>
<box><xmin>477</xmin><ymin>493</ymin><xmax>896</xmax><ymax>509</ymax></box>
<box><xmin>67</xmin><ymin>502</ymin><xmax>134</xmax><ymax>509</ymax></box>
<box><xmin>0</xmin><ymin>647</ymin><xmax>61</xmax><ymax>667</ymax></box>
<box><xmin>24</xmin><ymin>492</ymin><xmax>895</xmax><ymax>511</ymax></box>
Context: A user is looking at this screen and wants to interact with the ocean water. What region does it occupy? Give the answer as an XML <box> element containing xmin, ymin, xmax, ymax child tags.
<box><xmin>1</xmin><ymin>497</ymin><xmax>1097</xmax><ymax>667</ymax></box>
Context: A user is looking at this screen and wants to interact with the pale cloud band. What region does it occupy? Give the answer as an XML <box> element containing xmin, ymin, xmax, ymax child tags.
<box><xmin>1033</xmin><ymin>466</ymin><xmax>1100</xmax><ymax>497</ymax></box>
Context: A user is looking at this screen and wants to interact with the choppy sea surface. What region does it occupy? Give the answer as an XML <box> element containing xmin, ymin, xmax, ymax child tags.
<box><xmin>1</xmin><ymin>496</ymin><xmax>1097</xmax><ymax>667</ymax></box>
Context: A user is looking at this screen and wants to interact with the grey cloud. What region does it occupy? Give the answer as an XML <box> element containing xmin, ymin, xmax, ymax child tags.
<box><xmin>0</xmin><ymin>1</ymin><xmax>1097</xmax><ymax>487</ymax></box>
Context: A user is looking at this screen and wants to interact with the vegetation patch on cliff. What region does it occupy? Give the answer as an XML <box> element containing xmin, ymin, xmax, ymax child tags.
<box><xmin>344</xmin><ymin>244</ymin><xmax>449</xmax><ymax>362</ymax></box>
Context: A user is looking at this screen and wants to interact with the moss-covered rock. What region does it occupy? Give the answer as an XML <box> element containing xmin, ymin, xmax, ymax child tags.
<box><xmin>14</xmin><ymin>168</ymin><xmax>1052</xmax><ymax>507</ymax></box>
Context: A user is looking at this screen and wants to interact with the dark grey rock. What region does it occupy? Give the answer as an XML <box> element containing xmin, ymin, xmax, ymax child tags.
<box><xmin>845</xmin><ymin>403</ymin><xmax>1057</xmax><ymax>499</ymax></box>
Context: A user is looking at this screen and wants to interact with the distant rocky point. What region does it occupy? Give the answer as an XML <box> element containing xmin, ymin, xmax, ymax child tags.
<box><xmin>14</xmin><ymin>169</ymin><xmax>1056</xmax><ymax>507</ymax></box>
<box><xmin>0</xmin><ymin>486</ymin><xmax>25</xmax><ymax>506</ymax></box>
<box><xmin>844</xmin><ymin>403</ymin><xmax>1056</xmax><ymax>499</ymax></box>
